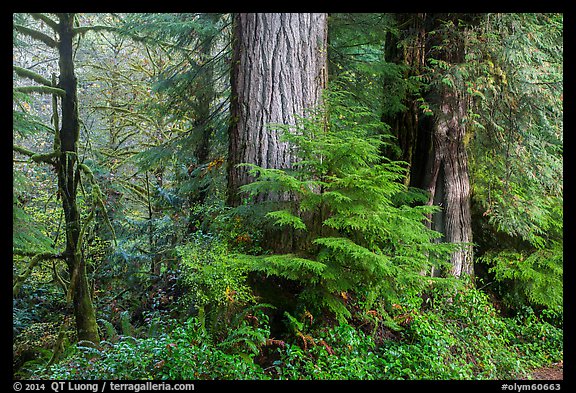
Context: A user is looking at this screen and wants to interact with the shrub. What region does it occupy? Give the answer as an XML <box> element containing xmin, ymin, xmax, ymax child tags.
<box><xmin>40</xmin><ymin>316</ymin><xmax>270</xmax><ymax>380</ymax></box>
<box><xmin>176</xmin><ymin>232</ymin><xmax>256</xmax><ymax>337</ymax></box>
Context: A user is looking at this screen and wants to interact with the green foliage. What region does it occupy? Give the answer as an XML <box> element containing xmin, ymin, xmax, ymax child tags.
<box><xmin>12</xmin><ymin>165</ymin><xmax>59</xmax><ymax>255</ymax></box>
<box><xmin>40</xmin><ymin>314</ymin><xmax>271</xmax><ymax>380</ymax></box>
<box><xmin>235</xmin><ymin>254</ymin><xmax>326</xmax><ymax>283</ymax></box>
<box><xmin>235</xmin><ymin>88</ymin><xmax>455</xmax><ymax>322</ymax></box>
<box><xmin>328</xmin><ymin>13</ymin><xmax>396</xmax><ymax>117</ymax></box>
<box><xmin>466</xmin><ymin>13</ymin><xmax>563</xmax><ymax>250</ymax></box>
<box><xmin>456</xmin><ymin>13</ymin><xmax>563</xmax><ymax>320</ymax></box>
<box><xmin>36</xmin><ymin>282</ymin><xmax>561</xmax><ymax>380</ymax></box>
<box><xmin>478</xmin><ymin>246</ymin><xmax>563</xmax><ymax>312</ymax></box>
<box><xmin>13</xmin><ymin>201</ymin><xmax>56</xmax><ymax>255</ymax></box>
<box><xmin>13</xmin><ymin>91</ymin><xmax>54</xmax><ymax>138</ymax></box>
<box><xmin>276</xmin><ymin>287</ymin><xmax>561</xmax><ymax>380</ymax></box>
<box><xmin>14</xmin><ymin>12</ymin><xmax>563</xmax><ymax>382</ymax></box>
<box><xmin>176</xmin><ymin>232</ymin><xmax>256</xmax><ymax>337</ymax></box>
<box><xmin>390</xmin><ymin>287</ymin><xmax>524</xmax><ymax>379</ymax></box>
<box><xmin>504</xmin><ymin>306</ymin><xmax>563</xmax><ymax>368</ymax></box>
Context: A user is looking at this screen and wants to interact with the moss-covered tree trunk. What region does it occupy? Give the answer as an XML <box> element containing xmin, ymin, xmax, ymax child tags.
<box><xmin>56</xmin><ymin>13</ymin><xmax>100</xmax><ymax>344</ymax></box>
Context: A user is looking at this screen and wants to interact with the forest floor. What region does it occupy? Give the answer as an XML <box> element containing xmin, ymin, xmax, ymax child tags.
<box><xmin>524</xmin><ymin>361</ymin><xmax>563</xmax><ymax>380</ymax></box>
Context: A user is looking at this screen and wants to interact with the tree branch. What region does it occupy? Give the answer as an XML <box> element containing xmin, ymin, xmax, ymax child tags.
<box><xmin>13</xmin><ymin>144</ymin><xmax>59</xmax><ymax>165</ymax></box>
<box><xmin>73</xmin><ymin>25</ymin><xmax>117</xmax><ymax>36</ymax></box>
<box><xmin>29</xmin><ymin>13</ymin><xmax>59</xmax><ymax>31</ymax></box>
<box><xmin>14</xmin><ymin>85</ymin><xmax>66</xmax><ymax>97</ymax></box>
<box><xmin>14</xmin><ymin>24</ymin><xmax>57</xmax><ymax>48</ymax></box>
<box><xmin>13</xmin><ymin>252</ymin><xmax>64</xmax><ymax>297</ymax></box>
<box><xmin>13</xmin><ymin>65</ymin><xmax>53</xmax><ymax>87</ymax></box>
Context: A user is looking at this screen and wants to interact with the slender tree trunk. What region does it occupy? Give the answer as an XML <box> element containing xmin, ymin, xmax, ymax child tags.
<box><xmin>227</xmin><ymin>13</ymin><xmax>328</xmax><ymax>207</ymax></box>
<box><xmin>56</xmin><ymin>13</ymin><xmax>100</xmax><ymax>344</ymax></box>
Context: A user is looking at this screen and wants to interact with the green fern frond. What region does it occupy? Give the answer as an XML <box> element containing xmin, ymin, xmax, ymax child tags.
<box><xmin>119</xmin><ymin>311</ymin><xmax>133</xmax><ymax>337</ymax></box>
<box><xmin>97</xmin><ymin>319</ymin><xmax>118</xmax><ymax>342</ymax></box>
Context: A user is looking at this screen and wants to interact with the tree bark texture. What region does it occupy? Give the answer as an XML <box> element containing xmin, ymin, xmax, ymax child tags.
<box><xmin>56</xmin><ymin>13</ymin><xmax>100</xmax><ymax>344</ymax></box>
<box><xmin>426</xmin><ymin>87</ymin><xmax>474</xmax><ymax>277</ymax></box>
<box><xmin>389</xmin><ymin>13</ymin><xmax>474</xmax><ymax>278</ymax></box>
<box><xmin>227</xmin><ymin>13</ymin><xmax>328</xmax><ymax>207</ymax></box>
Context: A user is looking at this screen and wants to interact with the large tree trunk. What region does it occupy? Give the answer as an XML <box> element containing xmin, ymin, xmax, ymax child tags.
<box><xmin>227</xmin><ymin>13</ymin><xmax>328</xmax><ymax>207</ymax></box>
<box><xmin>387</xmin><ymin>13</ymin><xmax>475</xmax><ymax>278</ymax></box>
<box><xmin>57</xmin><ymin>13</ymin><xmax>100</xmax><ymax>344</ymax></box>
<box><xmin>227</xmin><ymin>13</ymin><xmax>328</xmax><ymax>252</ymax></box>
<box><xmin>425</xmin><ymin>86</ymin><xmax>474</xmax><ymax>277</ymax></box>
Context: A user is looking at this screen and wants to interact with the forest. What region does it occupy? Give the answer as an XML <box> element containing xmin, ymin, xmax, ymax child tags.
<box><xmin>12</xmin><ymin>13</ymin><xmax>563</xmax><ymax>382</ymax></box>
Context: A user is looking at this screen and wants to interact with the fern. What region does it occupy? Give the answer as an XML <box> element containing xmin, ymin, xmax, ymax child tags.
<box><xmin>98</xmin><ymin>319</ymin><xmax>119</xmax><ymax>342</ymax></box>
<box><xmin>119</xmin><ymin>311</ymin><xmax>134</xmax><ymax>337</ymax></box>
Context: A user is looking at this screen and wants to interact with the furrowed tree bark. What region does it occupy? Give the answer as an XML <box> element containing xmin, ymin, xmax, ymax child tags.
<box><xmin>56</xmin><ymin>13</ymin><xmax>100</xmax><ymax>344</ymax></box>
<box><xmin>228</xmin><ymin>13</ymin><xmax>328</xmax><ymax>205</ymax></box>
<box><xmin>426</xmin><ymin>86</ymin><xmax>474</xmax><ymax>277</ymax></box>
<box><xmin>388</xmin><ymin>13</ymin><xmax>475</xmax><ymax>278</ymax></box>
<box><xmin>423</xmin><ymin>14</ymin><xmax>475</xmax><ymax>278</ymax></box>
<box><xmin>227</xmin><ymin>13</ymin><xmax>327</xmax><ymax>252</ymax></box>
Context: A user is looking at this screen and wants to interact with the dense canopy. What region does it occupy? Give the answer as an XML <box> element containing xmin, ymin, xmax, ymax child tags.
<box><xmin>13</xmin><ymin>12</ymin><xmax>563</xmax><ymax>382</ymax></box>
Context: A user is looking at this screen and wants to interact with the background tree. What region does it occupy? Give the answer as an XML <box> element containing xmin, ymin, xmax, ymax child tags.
<box><xmin>383</xmin><ymin>14</ymin><xmax>480</xmax><ymax>278</ymax></box>
<box><xmin>465</xmin><ymin>13</ymin><xmax>563</xmax><ymax>312</ymax></box>
<box><xmin>61</xmin><ymin>13</ymin><xmax>234</xmax><ymax>327</ymax></box>
<box><xmin>13</xmin><ymin>13</ymin><xmax>117</xmax><ymax>344</ymax></box>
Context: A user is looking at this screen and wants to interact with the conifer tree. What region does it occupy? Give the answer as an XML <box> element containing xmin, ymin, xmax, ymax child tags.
<box><xmin>235</xmin><ymin>88</ymin><xmax>455</xmax><ymax>323</ymax></box>
<box><xmin>465</xmin><ymin>13</ymin><xmax>563</xmax><ymax>311</ymax></box>
<box><xmin>384</xmin><ymin>13</ymin><xmax>480</xmax><ymax>278</ymax></box>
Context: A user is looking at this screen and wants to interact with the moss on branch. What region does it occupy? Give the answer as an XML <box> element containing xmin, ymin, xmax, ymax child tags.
<box><xmin>29</xmin><ymin>13</ymin><xmax>59</xmax><ymax>31</ymax></box>
<box><xmin>14</xmin><ymin>85</ymin><xmax>66</xmax><ymax>97</ymax></box>
<box><xmin>13</xmin><ymin>66</ymin><xmax>53</xmax><ymax>87</ymax></box>
<box><xmin>13</xmin><ymin>145</ymin><xmax>59</xmax><ymax>165</ymax></box>
<box><xmin>14</xmin><ymin>24</ymin><xmax>57</xmax><ymax>47</ymax></box>
<box><xmin>73</xmin><ymin>25</ymin><xmax>117</xmax><ymax>36</ymax></box>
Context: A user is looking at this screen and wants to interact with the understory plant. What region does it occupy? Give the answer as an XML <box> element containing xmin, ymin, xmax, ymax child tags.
<box><xmin>34</xmin><ymin>283</ymin><xmax>561</xmax><ymax>380</ymax></box>
<box><xmin>233</xmin><ymin>88</ymin><xmax>457</xmax><ymax>324</ymax></box>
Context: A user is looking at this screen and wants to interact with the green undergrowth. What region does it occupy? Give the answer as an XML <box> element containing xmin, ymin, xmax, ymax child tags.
<box><xmin>31</xmin><ymin>285</ymin><xmax>561</xmax><ymax>380</ymax></box>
